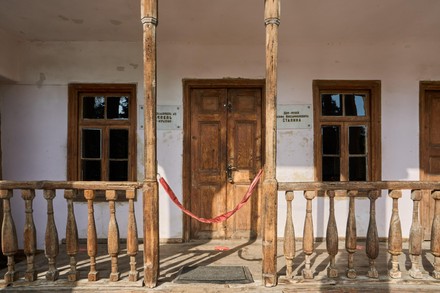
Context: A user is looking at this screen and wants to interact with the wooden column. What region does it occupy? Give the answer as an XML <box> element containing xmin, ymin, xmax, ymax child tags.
<box><xmin>85</xmin><ymin>190</ymin><xmax>99</xmax><ymax>281</ymax></box>
<box><xmin>263</xmin><ymin>0</ymin><xmax>280</xmax><ymax>287</ymax></box>
<box><xmin>366</xmin><ymin>190</ymin><xmax>380</xmax><ymax>278</ymax></box>
<box><xmin>106</xmin><ymin>190</ymin><xmax>120</xmax><ymax>282</ymax></box>
<box><xmin>44</xmin><ymin>189</ymin><xmax>59</xmax><ymax>281</ymax></box>
<box><xmin>409</xmin><ymin>190</ymin><xmax>423</xmax><ymax>278</ymax></box>
<box><xmin>127</xmin><ymin>189</ymin><xmax>139</xmax><ymax>282</ymax></box>
<box><xmin>345</xmin><ymin>190</ymin><xmax>357</xmax><ymax>279</ymax></box>
<box><xmin>431</xmin><ymin>190</ymin><xmax>440</xmax><ymax>279</ymax></box>
<box><xmin>302</xmin><ymin>190</ymin><xmax>316</xmax><ymax>279</ymax></box>
<box><xmin>141</xmin><ymin>0</ymin><xmax>159</xmax><ymax>288</ymax></box>
<box><xmin>64</xmin><ymin>189</ymin><xmax>79</xmax><ymax>281</ymax></box>
<box><xmin>0</xmin><ymin>190</ymin><xmax>18</xmax><ymax>283</ymax></box>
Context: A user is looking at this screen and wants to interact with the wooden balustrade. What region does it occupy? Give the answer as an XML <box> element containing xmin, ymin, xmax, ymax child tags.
<box><xmin>0</xmin><ymin>181</ymin><xmax>141</xmax><ymax>285</ymax></box>
<box><xmin>280</xmin><ymin>181</ymin><xmax>440</xmax><ymax>282</ymax></box>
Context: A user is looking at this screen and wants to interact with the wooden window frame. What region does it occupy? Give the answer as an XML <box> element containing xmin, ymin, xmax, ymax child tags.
<box><xmin>67</xmin><ymin>83</ymin><xmax>137</xmax><ymax>201</ymax></box>
<box><xmin>313</xmin><ymin>80</ymin><xmax>381</xmax><ymax>183</ymax></box>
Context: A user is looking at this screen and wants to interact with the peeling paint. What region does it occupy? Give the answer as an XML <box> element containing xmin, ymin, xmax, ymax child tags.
<box><xmin>129</xmin><ymin>63</ymin><xmax>139</xmax><ymax>69</ymax></box>
<box><xmin>116</xmin><ymin>66</ymin><xmax>125</xmax><ymax>72</ymax></box>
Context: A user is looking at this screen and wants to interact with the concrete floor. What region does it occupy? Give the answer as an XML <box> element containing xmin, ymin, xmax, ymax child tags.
<box><xmin>0</xmin><ymin>239</ymin><xmax>439</xmax><ymax>292</ymax></box>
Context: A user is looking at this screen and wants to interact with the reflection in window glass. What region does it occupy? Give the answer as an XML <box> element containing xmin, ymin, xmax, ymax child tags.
<box><xmin>83</xmin><ymin>97</ymin><xmax>105</xmax><ymax>119</ymax></box>
<box><xmin>107</xmin><ymin>96</ymin><xmax>129</xmax><ymax>119</ymax></box>
<box><xmin>321</xmin><ymin>94</ymin><xmax>342</xmax><ymax>116</ymax></box>
<box><xmin>322</xmin><ymin>126</ymin><xmax>340</xmax><ymax>155</ymax></box>
<box><xmin>349</xmin><ymin>126</ymin><xmax>366</xmax><ymax>155</ymax></box>
<box><xmin>345</xmin><ymin>94</ymin><xmax>366</xmax><ymax>116</ymax></box>
<box><xmin>349</xmin><ymin>157</ymin><xmax>367</xmax><ymax>181</ymax></box>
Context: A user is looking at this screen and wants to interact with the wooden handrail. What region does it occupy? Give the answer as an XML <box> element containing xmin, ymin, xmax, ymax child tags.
<box><xmin>0</xmin><ymin>180</ymin><xmax>142</xmax><ymax>190</ymax></box>
<box><xmin>278</xmin><ymin>181</ymin><xmax>440</xmax><ymax>191</ymax></box>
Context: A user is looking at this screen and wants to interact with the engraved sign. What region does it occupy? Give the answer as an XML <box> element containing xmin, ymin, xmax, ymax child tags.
<box><xmin>157</xmin><ymin>105</ymin><xmax>182</xmax><ymax>130</ymax></box>
<box><xmin>277</xmin><ymin>104</ymin><xmax>312</xmax><ymax>129</ymax></box>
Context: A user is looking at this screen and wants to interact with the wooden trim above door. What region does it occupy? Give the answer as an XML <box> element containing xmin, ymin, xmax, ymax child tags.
<box><xmin>182</xmin><ymin>78</ymin><xmax>265</xmax><ymax>241</ymax></box>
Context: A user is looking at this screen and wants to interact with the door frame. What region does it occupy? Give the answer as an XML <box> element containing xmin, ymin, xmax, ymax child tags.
<box><xmin>182</xmin><ymin>78</ymin><xmax>265</xmax><ymax>241</ymax></box>
<box><xmin>420</xmin><ymin>81</ymin><xmax>440</xmax><ymax>239</ymax></box>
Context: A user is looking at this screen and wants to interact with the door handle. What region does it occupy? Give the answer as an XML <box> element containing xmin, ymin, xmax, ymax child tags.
<box><xmin>226</xmin><ymin>164</ymin><xmax>237</xmax><ymax>183</ymax></box>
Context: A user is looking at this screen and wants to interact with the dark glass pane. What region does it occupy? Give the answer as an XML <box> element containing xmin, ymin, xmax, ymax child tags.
<box><xmin>110</xmin><ymin>129</ymin><xmax>129</xmax><ymax>159</ymax></box>
<box><xmin>83</xmin><ymin>96</ymin><xmax>105</xmax><ymax>119</ymax></box>
<box><xmin>82</xmin><ymin>160</ymin><xmax>101</xmax><ymax>180</ymax></box>
<box><xmin>107</xmin><ymin>96</ymin><xmax>129</xmax><ymax>119</ymax></box>
<box><xmin>322</xmin><ymin>156</ymin><xmax>340</xmax><ymax>181</ymax></box>
<box><xmin>109</xmin><ymin>160</ymin><xmax>128</xmax><ymax>181</ymax></box>
<box><xmin>322</xmin><ymin>126</ymin><xmax>340</xmax><ymax>155</ymax></box>
<box><xmin>345</xmin><ymin>94</ymin><xmax>366</xmax><ymax>116</ymax></box>
<box><xmin>349</xmin><ymin>157</ymin><xmax>367</xmax><ymax>181</ymax></box>
<box><xmin>349</xmin><ymin>126</ymin><xmax>367</xmax><ymax>155</ymax></box>
<box><xmin>321</xmin><ymin>94</ymin><xmax>342</xmax><ymax>116</ymax></box>
<box><xmin>82</xmin><ymin>129</ymin><xmax>101</xmax><ymax>158</ymax></box>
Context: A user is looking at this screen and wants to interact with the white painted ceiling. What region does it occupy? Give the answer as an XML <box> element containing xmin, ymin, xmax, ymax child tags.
<box><xmin>0</xmin><ymin>0</ymin><xmax>440</xmax><ymax>43</ymax></box>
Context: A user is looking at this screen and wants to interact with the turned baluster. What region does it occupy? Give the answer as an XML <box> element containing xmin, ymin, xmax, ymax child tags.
<box><xmin>64</xmin><ymin>189</ymin><xmax>79</xmax><ymax>281</ymax></box>
<box><xmin>408</xmin><ymin>190</ymin><xmax>423</xmax><ymax>279</ymax></box>
<box><xmin>125</xmin><ymin>190</ymin><xmax>139</xmax><ymax>282</ymax></box>
<box><xmin>302</xmin><ymin>190</ymin><xmax>316</xmax><ymax>279</ymax></box>
<box><xmin>345</xmin><ymin>190</ymin><xmax>357</xmax><ymax>279</ymax></box>
<box><xmin>127</xmin><ymin>189</ymin><xmax>139</xmax><ymax>281</ymax></box>
<box><xmin>284</xmin><ymin>191</ymin><xmax>295</xmax><ymax>278</ymax></box>
<box><xmin>366</xmin><ymin>189</ymin><xmax>380</xmax><ymax>278</ymax></box>
<box><xmin>44</xmin><ymin>189</ymin><xmax>59</xmax><ymax>281</ymax></box>
<box><xmin>388</xmin><ymin>189</ymin><xmax>402</xmax><ymax>278</ymax></box>
<box><xmin>431</xmin><ymin>190</ymin><xmax>440</xmax><ymax>279</ymax></box>
<box><xmin>326</xmin><ymin>190</ymin><xmax>338</xmax><ymax>278</ymax></box>
<box><xmin>22</xmin><ymin>189</ymin><xmax>37</xmax><ymax>281</ymax></box>
<box><xmin>107</xmin><ymin>190</ymin><xmax>120</xmax><ymax>281</ymax></box>
<box><xmin>0</xmin><ymin>190</ymin><xmax>18</xmax><ymax>283</ymax></box>
<box><xmin>85</xmin><ymin>190</ymin><xmax>99</xmax><ymax>281</ymax></box>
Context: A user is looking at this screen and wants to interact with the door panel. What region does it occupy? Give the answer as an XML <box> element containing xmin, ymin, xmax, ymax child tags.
<box><xmin>421</xmin><ymin>89</ymin><xmax>440</xmax><ymax>239</ymax></box>
<box><xmin>189</xmin><ymin>87</ymin><xmax>262</xmax><ymax>239</ymax></box>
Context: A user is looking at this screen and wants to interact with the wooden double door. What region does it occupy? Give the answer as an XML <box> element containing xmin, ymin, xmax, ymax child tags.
<box><xmin>184</xmin><ymin>81</ymin><xmax>263</xmax><ymax>240</ymax></box>
<box><xmin>420</xmin><ymin>83</ymin><xmax>440</xmax><ymax>239</ymax></box>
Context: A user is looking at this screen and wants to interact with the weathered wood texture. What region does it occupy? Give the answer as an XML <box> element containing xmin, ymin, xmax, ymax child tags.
<box><xmin>409</xmin><ymin>190</ymin><xmax>423</xmax><ymax>278</ymax></box>
<box><xmin>64</xmin><ymin>189</ymin><xmax>79</xmax><ymax>281</ymax></box>
<box><xmin>22</xmin><ymin>189</ymin><xmax>37</xmax><ymax>281</ymax></box>
<box><xmin>366</xmin><ymin>190</ymin><xmax>379</xmax><ymax>278</ymax></box>
<box><xmin>345</xmin><ymin>191</ymin><xmax>357</xmax><ymax>279</ymax></box>
<box><xmin>326</xmin><ymin>190</ymin><xmax>338</xmax><ymax>278</ymax></box>
<box><xmin>85</xmin><ymin>190</ymin><xmax>99</xmax><ymax>281</ymax></box>
<box><xmin>431</xmin><ymin>191</ymin><xmax>440</xmax><ymax>279</ymax></box>
<box><xmin>262</xmin><ymin>0</ymin><xmax>280</xmax><ymax>287</ymax></box>
<box><xmin>106</xmin><ymin>190</ymin><xmax>120</xmax><ymax>281</ymax></box>
<box><xmin>126</xmin><ymin>189</ymin><xmax>139</xmax><ymax>282</ymax></box>
<box><xmin>284</xmin><ymin>191</ymin><xmax>295</xmax><ymax>278</ymax></box>
<box><xmin>141</xmin><ymin>0</ymin><xmax>159</xmax><ymax>288</ymax></box>
<box><xmin>388</xmin><ymin>190</ymin><xmax>402</xmax><ymax>278</ymax></box>
<box><xmin>302</xmin><ymin>190</ymin><xmax>315</xmax><ymax>279</ymax></box>
<box><xmin>0</xmin><ymin>190</ymin><xmax>18</xmax><ymax>283</ymax></box>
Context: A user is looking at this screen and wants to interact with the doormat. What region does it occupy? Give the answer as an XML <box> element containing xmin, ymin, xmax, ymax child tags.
<box><xmin>174</xmin><ymin>266</ymin><xmax>254</xmax><ymax>284</ymax></box>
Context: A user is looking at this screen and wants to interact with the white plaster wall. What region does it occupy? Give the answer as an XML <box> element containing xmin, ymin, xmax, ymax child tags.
<box><xmin>1</xmin><ymin>4</ymin><xmax>440</xmax><ymax>248</ymax></box>
<box><xmin>0</xmin><ymin>29</ymin><xmax>21</xmax><ymax>82</ymax></box>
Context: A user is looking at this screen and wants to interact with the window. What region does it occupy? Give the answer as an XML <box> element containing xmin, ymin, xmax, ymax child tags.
<box><xmin>68</xmin><ymin>84</ymin><xmax>137</xmax><ymax>199</ymax></box>
<box><xmin>313</xmin><ymin>80</ymin><xmax>381</xmax><ymax>182</ymax></box>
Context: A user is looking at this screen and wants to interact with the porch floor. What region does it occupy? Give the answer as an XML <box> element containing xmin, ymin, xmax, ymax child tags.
<box><xmin>0</xmin><ymin>239</ymin><xmax>439</xmax><ymax>292</ymax></box>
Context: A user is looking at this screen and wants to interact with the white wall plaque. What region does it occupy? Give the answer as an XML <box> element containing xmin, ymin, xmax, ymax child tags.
<box><xmin>277</xmin><ymin>104</ymin><xmax>312</xmax><ymax>129</ymax></box>
<box><xmin>157</xmin><ymin>105</ymin><xmax>182</xmax><ymax>130</ymax></box>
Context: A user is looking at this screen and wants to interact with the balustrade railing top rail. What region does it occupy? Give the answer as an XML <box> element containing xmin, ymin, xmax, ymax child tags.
<box><xmin>0</xmin><ymin>180</ymin><xmax>143</xmax><ymax>190</ymax></box>
<box><xmin>278</xmin><ymin>180</ymin><xmax>440</xmax><ymax>191</ymax></box>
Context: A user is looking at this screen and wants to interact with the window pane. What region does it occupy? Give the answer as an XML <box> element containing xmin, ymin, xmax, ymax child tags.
<box><xmin>83</xmin><ymin>97</ymin><xmax>105</xmax><ymax>119</ymax></box>
<box><xmin>107</xmin><ymin>96</ymin><xmax>129</xmax><ymax>119</ymax></box>
<box><xmin>109</xmin><ymin>161</ymin><xmax>128</xmax><ymax>181</ymax></box>
<box><xmin>349</xmin><ymin>126</ymin><xmax>367</xmax><ymax>155</ymax></box>
<box><xmin>322</xmin><ymin>126</ymin><xmax>340</xmax><ymax>155</ymax></box>
<box><xmin>110</xmin><ymin>129</ymin><xmax>129</xmax><ymax>159</ymax></box>
<box><xmin>82</xmin><ymin>129</ymin><xmax>101</xmax><ymax>158</ymax></box>
<box><xmin>322</xmin><ymin>157</ymin><xmax>340</xmax><ymax>181</ymax></box>
<box><xmin>82</xmin><ymin>160</ymin><xmax>101</xmax><ymax>180</ymax></box>
<box><xmin>349</xmin><ymin>157</ymin><xmax>367</xmax><ymax>181</ymax></box>
<box><xmin>345</xmin><ymin>94</ymin><xmax>366</xmax><ymax>116</ymax></box>
<box><xmin>321</xmin><ymin>94</ymin><xmax>342</xmax><ymax>116</ymax></box>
